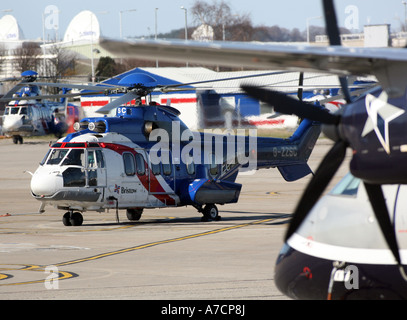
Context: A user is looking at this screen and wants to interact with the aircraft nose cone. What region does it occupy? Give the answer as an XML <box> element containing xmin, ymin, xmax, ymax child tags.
<box><xmin>3</xmin><ymin>116</ymin><xmax>23</xmax><ymax>131</ymax></box>
<box><xmin>30</xmin><ymin>168</ymin><xmax>63</xmax><ymax>197</ymax></box>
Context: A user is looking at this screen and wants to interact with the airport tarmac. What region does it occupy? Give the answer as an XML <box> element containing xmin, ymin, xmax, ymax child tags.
<box><xmin>0</xmin><ymin>136</ymin><xmax>351</xmax><ymax>301</ymax></box>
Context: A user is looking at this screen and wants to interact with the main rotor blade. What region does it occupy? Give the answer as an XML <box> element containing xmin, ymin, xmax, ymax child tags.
<box><xmin>158</xmin><ymin>71</ymin><xmax>296</xmax><ymax>92</ymax></box>
<box><xmin>363</xmin><ymin>183</ymin><xmax>402</xmax><ymax>265</ymax></box>
<box><xmin>96</xmin><ymin>91</ymin><xmax>140</xmax><ymax>114</ymax></box>
<box><xmin>23</xmin><ymin>82</ymin><xmax>119</xmax><ymax>91</ymax></box>
<box><xmin>0</xmin><ymin>91</ymin><xmax>106</xmax><ymax>102</ymax></box>
<box><xmin>241</xmin><ymin>85</ymin><xmax>340</xmax><ymax>124</ymax></box>
<box><xmin>285</xmin><ymin>139</ymin><xmax>348</xmax><ymax>241</ymax></box>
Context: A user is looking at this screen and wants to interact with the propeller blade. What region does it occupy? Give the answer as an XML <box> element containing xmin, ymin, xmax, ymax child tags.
<box><xmin>339</xmin><ymin>77</ymin><xmax>352</xmax><ymax>104</ymax></box>
<box><xmin>96</xmin><ymin>91</ymin><xmax>140</xmax><ymax>114</ymax></box>
<box><xmin>285</xmin><ymin>139</ymin><xmax>348</xmax><ymax>241</ymax></box>
<box><xmin>322</xmin><ymin>0</ymin><xmax>341</xmax><ymax>46</ymax></box>
<box><xmin>297</xmin><ymin>72</ymin><xmax>304</xmax><ymax>101</ymax></box>
<box><xmin>241</xmin><ymin>85</ymin><xmax>340</xmax><ymax>124</ymax></box>
<box><xmin>363</xmin><ymin>183</ymin><xmax>402</xmax><ymax>265</ymax></box>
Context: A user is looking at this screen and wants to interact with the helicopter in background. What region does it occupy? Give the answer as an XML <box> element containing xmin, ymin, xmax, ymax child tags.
<box><xmin>29</xmin><ymin>72</ymin><xmax>323</xmax><ymax>226</ymax></box>
<box><xmin>0</xmin><ymin>70</ymin><xmax>82</xmax><ymax>144</ymax></box>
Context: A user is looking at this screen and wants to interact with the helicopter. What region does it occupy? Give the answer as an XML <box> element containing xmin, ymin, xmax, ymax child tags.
<box><xmin>96</xmin><ymin>0</ymin><xmax>407</xmax><ymax>299</ymax></box>
<box><xmin>0</xmin><ymin>70</ymin><xmax>83</xmax><ymax>144</ymax></box>
<box><xmin>29</xmin><ymin>72</ymin><xmax>323</xmax><ymax>226</ymax></box>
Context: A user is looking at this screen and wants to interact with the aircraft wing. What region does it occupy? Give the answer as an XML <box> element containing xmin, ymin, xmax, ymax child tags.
<box><xmin>100</xmin><ymin>38</ymin><xmax>407</xmax><ymax>96</ymax></box>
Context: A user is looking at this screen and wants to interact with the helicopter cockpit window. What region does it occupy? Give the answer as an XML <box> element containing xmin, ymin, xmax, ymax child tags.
<box><xmin>96</xmin><ymin>150</ymin><xmax>105</xmax><ymax>168</ymax></box>
<box><xmin>87</xmin><ymin>150</ymin><xmax>105</xmax><ymax>168</ymax></box>
<box><xmin>46</xmin><ymin>149</ymin><xmax>69</xmax><ymax>165</ymax></box>
<box><xmin>329</xmin><ymin>173</ymin><xmax>361</xmax><ymax>196</ymax></box>
<box><xmin>7</xmin><ymin>107</ymin><xmax>19</xmax><ymax>115</ymax></box>
<box><xmin>40</xmin><ymin>149</ymin><xmax>52</xmax><ymax>166</ymax></box>
<box><xmin>62</xmin><ymin>149</ymin><xmax>85</xmax><ymax>166</ymax></box>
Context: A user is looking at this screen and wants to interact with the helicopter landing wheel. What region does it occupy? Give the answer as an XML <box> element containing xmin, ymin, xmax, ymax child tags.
<box><xmin>62</xmin><ymin>212</ymin><xmax>71</xmax><ymax>226</ymax></box>
<box><xmin>126</xmin><ymin>208</ymin><xmax>143</xmax><ymax>221</ymax></box>
<box><xmin>62</xmin><ymin>211</ymin><xmax>83</xmax><ymax>226</ymax></box>
<box><xmin>201</xmin><ymin>204</ymin><xmax>221</xmax><ymax>221</ymax></box>
<box><xmin>12</xmin><ymin>135</ymin><xmax>23</xmax><ymax>144</ymax></box>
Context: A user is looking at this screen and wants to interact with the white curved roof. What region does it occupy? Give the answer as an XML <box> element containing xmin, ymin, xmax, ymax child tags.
<box><xmin>0</xmin><ymin>15</ymin><xmax>23</xmax><ymax>40</ymax></box>
<box><xmin>63</xmin><ymin>10</ymin><xmax>100</xmax><ymax>43</ymax></box>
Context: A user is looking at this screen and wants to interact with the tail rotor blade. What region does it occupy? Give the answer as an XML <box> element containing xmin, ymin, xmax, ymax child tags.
<box><xmin>285</xmin><ymin>140</ymin><xmax>348</xmax><ymax>241</ymax></box>
<box><xmin>241</xmin><ymin>85</ymin><xmax>340</xmax><ymax>125</ymax></box>
<box><xmin>363</xmin><ymin>183</ymin><xmax>402</xmax><ymax>265</ymax></box>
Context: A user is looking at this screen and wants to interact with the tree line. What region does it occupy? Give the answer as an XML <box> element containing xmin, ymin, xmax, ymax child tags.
<box><xmin>155</xmin><ymin>0</ymin><xmax>343</xmax><ymax>43</ymax></box>
<box><xmin>1</xmin><ymin>0</ymin><xmax>347</xmax><ymax>82</ymax></box>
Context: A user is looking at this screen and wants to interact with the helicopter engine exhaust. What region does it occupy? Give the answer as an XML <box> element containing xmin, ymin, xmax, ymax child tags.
<box><xmin>144</xmin><ymin>121</ymin><xmax>158</xmax><ymax>136</ymax></box>
<box><xmin>73</xmin><ymin>121</ymin><xmax>89</xmax><ymax>131</ymax></box>
<box><xmin>88</xmin><ymin>121</ymin><xmax>106</xmax><ymax>133</ymax></box>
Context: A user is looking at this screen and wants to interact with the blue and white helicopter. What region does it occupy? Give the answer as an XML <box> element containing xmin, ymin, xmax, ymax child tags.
<box><xmin>1</xmin><ymin>70</ymin><xmax>83</xmax><ymax>143</ymax></box>
<box><xmin>29</xmin><ymin>72</ymin><xmax>323</xmax><ymax>226</ymax></box>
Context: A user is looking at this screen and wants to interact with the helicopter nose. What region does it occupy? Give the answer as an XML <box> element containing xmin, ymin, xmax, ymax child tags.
<box><xmin>3</xmin><ymin>115</ymin><xmax>23</xmax><ymax>131</ymax></box>
<box><xmin>30</xmin><ymin>167</ymin><xmax>63</xmax><ymax>197</ymax></box>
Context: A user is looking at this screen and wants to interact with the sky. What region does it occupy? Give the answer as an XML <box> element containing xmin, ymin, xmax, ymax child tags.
<box><xmin>3</xmin><ymin>0</ymin><xmax>407</xmax><ymax>41</ymax></box>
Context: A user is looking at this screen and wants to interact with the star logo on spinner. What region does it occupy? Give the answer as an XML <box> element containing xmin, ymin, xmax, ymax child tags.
<box><xmin>361</xmin><ymin>91</ymin><xmax>405</xmax><ymax>154</ymax></box>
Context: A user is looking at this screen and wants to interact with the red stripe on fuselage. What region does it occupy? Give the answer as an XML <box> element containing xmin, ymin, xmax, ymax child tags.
<box><xmin>101</xmin><ymin>143</ymin><xmax>175</xmax><ymax>205</ymax></box>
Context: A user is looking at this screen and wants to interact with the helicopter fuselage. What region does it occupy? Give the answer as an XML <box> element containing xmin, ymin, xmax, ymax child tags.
<box><xmin>31</xmin><ymin>133</ymin><xmax>181</xmax><ymax>213</ymax></box>
<box><xmin>2</xmin><ymin>101</ymin><xmax>74</xmax><ymax>143</ymax></box>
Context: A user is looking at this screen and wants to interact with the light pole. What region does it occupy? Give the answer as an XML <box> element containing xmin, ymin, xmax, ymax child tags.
<box><xmin>155</xmin><ymin>8</ymin><xmax>158</xmax><ymax>67</ymax></box>
<box><xmin>180</xmin><ymin>6</ymin><xmax>188</xmax><ymax>67</ymax></box>
<box><xmin>91</xmin><ymin>11</ymin><xmax>108</xmax><ymax>83</ymax></box>
<box><xmin>119</xmin><ymin>9</ymin><xmax>137</xmax><ymax>39</ymax></box>
<box><xmin>306</xmin><ymin>16</ymin><xmax>322</xmax><ymax>43</ymax></box>
<box><xmin>403</xmin><ymin>1</ymin><xmax>407</xmax><ymax>31</ymax></box>
<box><xmin>0</xmin><ymin>9</ymin><xmax>12</xmax><ymax>15</ymax></box>
<box><xmin>180</xmin><ymin>6</ymin><xmax>188</xmax><ymax>41</ymax></box>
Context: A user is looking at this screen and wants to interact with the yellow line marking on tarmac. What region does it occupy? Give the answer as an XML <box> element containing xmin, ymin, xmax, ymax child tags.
<box><xmin>54</xmin><ymin>218</ymin><xmax>276</xmax><ymax>267</ymax></box>
<box><xmin>0</xmin><ymin>273</ymin><xmax>10</xmax><ymax>280</ymax></box>
<box><xmin>0</xmin><ymin>264</ymin><xmax>77</xmax><ymax>286</ymax></box>
<box><xmin>0</xmin><ymin>218</ymin><xmax>278</xmax><ymax>286</ymax></box>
